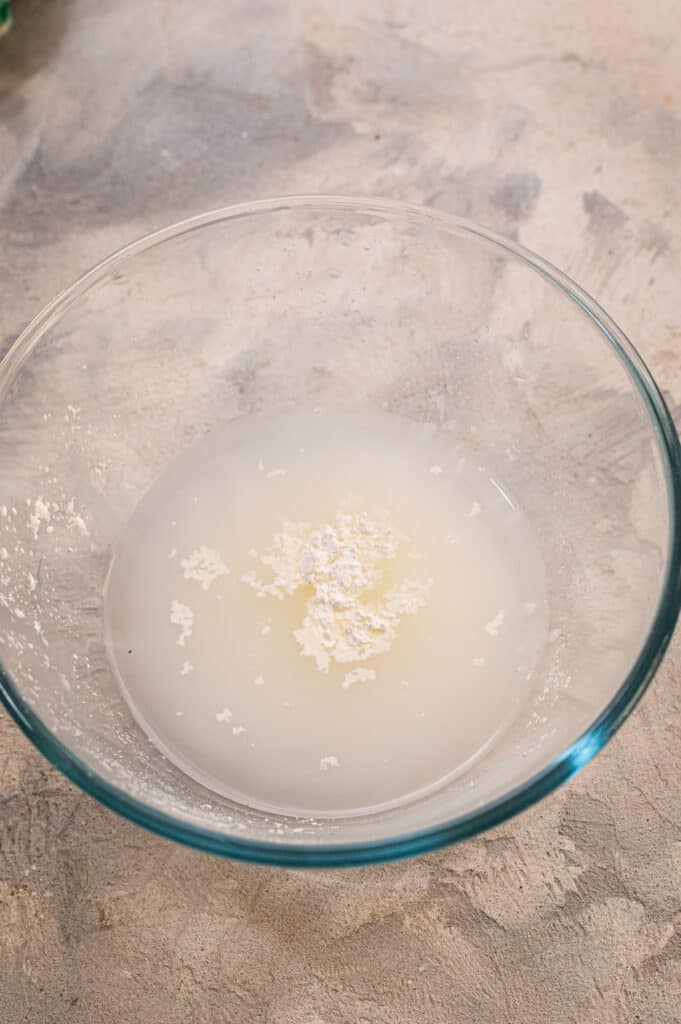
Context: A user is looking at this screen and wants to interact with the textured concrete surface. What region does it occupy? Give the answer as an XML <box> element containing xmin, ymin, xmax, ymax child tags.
<box><xmin>2</xmin><ymin>1</ymin><xmax>681</xmax><ymax>1021</ymax></box>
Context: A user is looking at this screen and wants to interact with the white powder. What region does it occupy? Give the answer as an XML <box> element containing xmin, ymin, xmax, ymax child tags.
<box><xmin>170</xmin><ymin>600</ymin><xmax>194</xmax><ymax>646</ymax></box>
<box><xmin>320</xmin><ymin>755</ymin><xmax>339</xmax><ymax>771</ymax></box>
<box><xmin>216</xmin><ymin>707</ymin><xmax>232</xmax><ymax>723</ymax></box>
<box><xmin>63</xmin><ymin>498</ymin><xmax>90</xmax><ymax>536</ymax></box>
<box><xmin>28</xmin><ymin>497</ymin><xmax>51</xmax><ymax>538</ymax></box>
<box><xmin>469</xmin><ymin>502</ymin><xmax>481</xmax><ymax>518</ymax></box>
<box><xmin>180</xmin><ymin>660</ymin><xmax>193</xmax><ymax>676</ymax></box>
<box><xmin>254</xmin><ymin>675</ymin><xmax>265</xmax><ymax>686</ymax></box>
<box><xmin>72</xmin><ymin>515</ymin><xmax>88</xmax><ymax>536</ymax></box>
<box><xmin>342</xmin><ymin>667</ymin><xmax>377</xmax><ymax>690</ymax></box>
<box><xmin>429</xmin><ymin>465</ymin><xmax>444</xmax><ymax>476</ymax></box>
<box><xmin>181</xmin><ymin>546</ymin><xmax>228</xmax><ymax>591</ymax></box>
<box><xmin>485</xmin><ymin>610</ymin><xmax>505</xmax><ymax>637</ymax></box>
<box><xmin>242</xmin><ymin>505</ymin><xmax>431</xmax><ymax>674</ymax></box>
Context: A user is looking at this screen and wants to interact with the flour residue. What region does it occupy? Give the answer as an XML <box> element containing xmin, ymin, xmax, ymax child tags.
<box><xmin>170</xmin><ymin>600</ymin><xmax>194</xmax><ymax>646</ymax></box>
<box><xmin>181</xmin><ymin>546</ymin><xmax>228</xmax><ymax>591</ymax></box>
<box><xmin>241</xmin><ymin>505</ymin><xmax>432</xmax><ymax>675</ymax></box>
<box><xmin>28</xmin><ymin>497</ymin><xmax>51</xmax><ymax>538</ymax></box>
<box><xmin>485</xmin><ymin>609</ymin><xmax>505</xmax><ymax>637</ymax></box>
<box><xmin>342</xmin><ymin>667</ymin><xmax>377</xmax><ymax>690</ymax></box>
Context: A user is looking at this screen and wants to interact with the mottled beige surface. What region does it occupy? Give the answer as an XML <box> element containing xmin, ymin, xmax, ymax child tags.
<box><xmin>2</xmin><ymin>1</ymin><xmax>681</xmax><ymax>1021</ymax></box>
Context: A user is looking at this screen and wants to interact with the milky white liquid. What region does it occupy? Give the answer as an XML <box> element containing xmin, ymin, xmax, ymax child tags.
<box><xmin>104</xmin><ymin>410</ymin><xmax>548</xmax><ymax>816</ymax></box>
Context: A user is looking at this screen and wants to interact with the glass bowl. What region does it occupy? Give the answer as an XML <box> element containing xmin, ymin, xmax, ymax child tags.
<box><xmin>0</xmin><ymin>196</ymin><xmax>679</xmax><ymax>867</ymax></box>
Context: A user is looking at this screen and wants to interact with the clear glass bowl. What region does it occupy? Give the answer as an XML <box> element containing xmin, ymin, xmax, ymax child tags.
<box><xmin>1</xmin><ymin>196</ymin><xmax>679</xmax><ymax>867</ymax></box>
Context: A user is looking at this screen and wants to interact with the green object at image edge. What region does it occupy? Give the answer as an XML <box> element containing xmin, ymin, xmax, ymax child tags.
<box><xmin>0</xmin><ymin>1</ymin><xmax>12</xmax><ymax>37</ymax></box>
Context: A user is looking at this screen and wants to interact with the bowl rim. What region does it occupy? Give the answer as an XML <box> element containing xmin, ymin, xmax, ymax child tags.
<box><xmin>1</xmin><ymin>194</ymin><xmax>680</xmax><ymax>867</ymax></box>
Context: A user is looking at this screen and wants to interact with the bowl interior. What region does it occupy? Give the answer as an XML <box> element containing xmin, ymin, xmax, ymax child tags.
<box><xmin>0</xmin><ymin>198</ymin><xmax>677</xmax><ymax>863</ymax></box>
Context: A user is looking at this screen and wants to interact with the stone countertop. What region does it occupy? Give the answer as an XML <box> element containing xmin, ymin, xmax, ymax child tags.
<box><xmin>1</xmin><ymin>2</ymin><xmax>681</xmax><ymax>1021</ymax></box>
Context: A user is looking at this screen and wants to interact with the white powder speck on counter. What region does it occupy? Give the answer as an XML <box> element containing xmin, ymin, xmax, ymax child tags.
<box><xmin>472</xmin><ymin>657</ymin><xmax>486</xmax><ymax>667</ymax></box>
<box><xmin>28</xmin><ymin>497</ymin><xmax>51</xmax><ymax>538</ymax></box>
<box><xmin>242</xmin><ymin>503</ymin><xmax>431</xmax><ymax>675</ymax></box>
<box><xmin>180</xmin><ymin>660</ymin><xmax>193</xmax><ymax>676</ymax></box>
<box><xmin>33</xmin><ymin>620</ymin><xmax>48</xmax><ymax>646</ymax></box>
<box><xmin>254</xmin><ymin>675</ymin><xmax>265</xmax><ymax>686</ymax></box>
<box><xmin>260</xmin><ymin>624</ymin><xmax>271</xmax><ymax>636</ymax></box>
<box><xmin>319</xmin><ymin>755</ymin><xmax>339</xmax><ymax>771</ymax></box>
<box><xmin>181</xmin><ymin>546</ymin><xmax>228</xmax><ymax>591</ymax></box>
<box><xmin>485</xmin><ymin>610</ymin><xmax>505</xmax><ymax>637</ymax></box>
<box><xmin>266</xmin><ymin>467</ymin><xmax>286</xmax><ymax>479</ymax></box>
<box><xmin>67</xmin><ymin>505</ymin><xmax>90</xmax><ymax>535</ymax></box>
<box><xmin>342</xmin><ymin>667</ymin><xmax>377</xmax><ymax>690</ymax></box>
<box><xmin>168</xmin><ymin>548</ymin><xmax>177</xmax><ymax>560</ymax></box>
<box><xmin>216</xmin><ymin>707</ymin><xmax>232</xmax><ymax>723</ymax></box>
<box><xmin>429</xmin><ymin>465</ymin><xmax>443</xmax><ymax>476</ymax></box>
<box><xmin>469</xmin><ymin>502</ymin><xmax>481</xmax><ymax>518</ymax></box>
<box><xmin>232</xmin><ymin>725</ymin><xmax>247</xmax><ymax>735</ymax></box>
<box><xmin>170</xmin><ymin>600</ymin><xmax>194</xmax><ymax>646</ymax></box>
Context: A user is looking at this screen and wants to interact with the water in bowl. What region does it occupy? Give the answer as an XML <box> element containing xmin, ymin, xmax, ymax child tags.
<box><xmin>104</xmin><ymin>410</ymin><xmax>548</xmax><ymax>817</ymax></box>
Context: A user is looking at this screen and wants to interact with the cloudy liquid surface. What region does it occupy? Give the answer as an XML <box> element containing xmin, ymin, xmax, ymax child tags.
<box><xmin>104</xmin><ymin>410</ymin><xmax>548</xmax><ymax>816</ymax></box>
